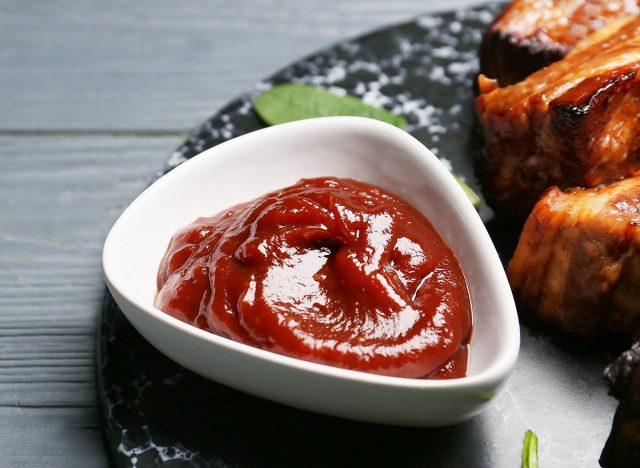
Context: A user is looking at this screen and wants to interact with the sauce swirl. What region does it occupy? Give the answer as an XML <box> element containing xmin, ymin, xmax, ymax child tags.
<box><xmin>156</xmin><ymin>177</ymin><xmax>472</xmax><ymax>378</ymax></box>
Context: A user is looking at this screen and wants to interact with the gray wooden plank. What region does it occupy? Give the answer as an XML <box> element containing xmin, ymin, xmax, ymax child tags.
<box><xmin>0</xmin><ymin>0</ymin><xmax>487</xmax><ymax>132</ymax></box>
<box><xmin>0</xmin><ymin>136</ymin><xmax>149</xmax><ymax>464</ymax></box>
<box><xmin>0</xmin><ymin>135</ymin><xmax>180</xmax><ymax>463</ymax></box>
<box><xmin>0</xmin><ymin>135</ymin><xmax>180</xmax><ymax>267</ymax></box>
<box><xmin>0</xmin><ymin>134</ymin><xmax>182</xmax><ymax>387</ymax></box>
<box><xmin>0</xmin><ymin>407</ymin><xmax>105</xmax><ymax>467</ymax></box>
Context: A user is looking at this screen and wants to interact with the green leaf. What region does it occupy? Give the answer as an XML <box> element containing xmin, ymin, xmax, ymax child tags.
<box><xmin>254</xmin><ymin>84</ymin><xmax>407</xmax><ymax>129</ymax></box>
<box><xmin>522</xmin><ymin>429</ymin><xmax>539</xmax><ymax>468</ymax></box>
<box><xmin>452</xmin><ymin>174</ymin><xmax>481</xmax><ymax>210</ymax></box>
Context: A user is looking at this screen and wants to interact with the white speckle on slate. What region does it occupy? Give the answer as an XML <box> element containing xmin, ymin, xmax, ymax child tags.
<box><xmin>428</xmin><ymin>66</ymin><xmax>452</xmax><ymax>85</ymax></box>
<box><xmin>447</xmin><ymin>61</ymin><xmax>477</xmax><ymax>75</ymax></box>
<box><xmin>164</xmin><ymin>151</ymin><xmax>187</xmax><ymax>171</ymax></box>
<box><xmin>416</xmin><ymin>15</ymin><xmax>444</xmax><ymax>29</ymax></box>
<box><xmin>449</xmin><ymin>103</ymin><xmax>463</xmax><ymax>115</ymax></box>
<box><xmin>347</xmin><ymin>60</ymin><xmax>382</xmax><ymax>75</ymax></box>
<box><xmin>220</xmin><ymin>121</ymin><xmax>235</xmax><ymax>139</ymax></box>
<box><xmin>468</xmin><ymin>29</ymin><xmax>484</xmax><ymax>43</ymax></box>
<box><xmin>325</xmin><ymin>65</ymin><xmax>347</xmax><ymax>83</ymax></box>
<box><xmin>255</xmin><ymin>81</ymin><xmax>271</xmax><ymax>92</ymax></box>
<box><xmin>439</xmin><ymin>157</ymin><xmax>453</xmax><ymax>171</ymax></box>
<box><xmin>397</xmin><ymin>36</ymin><xmax>414</xmax><ymax>56</ymax></box>
<box><xmin>362</xmin><ymin>88</ymin><xmax>392</xmax><ymax>108</ymax></box>
<box><xmin>449</xmin><ymin>21</ymin><xmax>462</xmax><ymax>33</ymax></box>
<box><xmin>478</xmin><ymin>9</ymin><xmax>495</xmax><ymax>24</ymax></box>
<box><xmin>340</xmin><ymin>41</ymin><xmax>361</xmax><ymax>55</ymax></box>
<box><xmin>238</xmin><ymin>100</ymin><xmax>252</xmax><ymax>115</ymax></box>
<box><xmin>431</xmin><ymin>46</ymin><xmax>457</xmax><ymax>59</ymax></box>
<box><xmin>456</xmin><ymin>7</ymin><xmax>495</xmax><ymax>24</ymax></box>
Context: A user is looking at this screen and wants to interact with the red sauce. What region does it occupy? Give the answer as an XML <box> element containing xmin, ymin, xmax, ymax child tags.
<box><xmin>156</xmin><ymin>177</ymin><xmax>472</xmax><ymax>379</ymax></box>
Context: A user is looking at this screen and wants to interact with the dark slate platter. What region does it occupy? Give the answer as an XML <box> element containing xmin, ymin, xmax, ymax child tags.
<box><xmin>98</xmin><ymin>3</ymin><xmax>622</xmax><ymax>467</ymax></box>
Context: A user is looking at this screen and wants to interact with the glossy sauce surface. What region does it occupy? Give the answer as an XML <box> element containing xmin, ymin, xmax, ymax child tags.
<box><xmin>156</xmin><ymin>177</ymin><xmax>472</xmax><ymax>379</ymax></box>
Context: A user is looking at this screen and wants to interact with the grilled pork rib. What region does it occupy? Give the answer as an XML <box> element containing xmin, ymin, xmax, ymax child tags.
<box><xmin>476</xmin><ymin>16</ymin><xmax>640</xmax><ymax>219</ymax></box>
<box><xmin>480</xmin><ymin>0</ymin><xmax>640</xmax><ymax>86</ymax></box>
<box><xmin>507</xmin><ymin>176</ymin><xmax>640</xmax><ymax>336</ymax></box>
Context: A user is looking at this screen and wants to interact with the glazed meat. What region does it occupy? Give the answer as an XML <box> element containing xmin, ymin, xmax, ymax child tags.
<box><xmin>508</xmin><ymin>176</ymin><xmax>640</xmax><ymax>336</ymax></box>
<box><xmin>480</xmin><ymin>0</ymin><xmax>639</xmax><ymax>86</ymax></box>
<box><xmin>476</xmin><ymin>16</ymin><xmax>640</xmax><ymax>219</ymax></box>
<box><xmin>601</xmin><ymin>342</ymin><xmax>640</xmax><ymax>467</ymax></box>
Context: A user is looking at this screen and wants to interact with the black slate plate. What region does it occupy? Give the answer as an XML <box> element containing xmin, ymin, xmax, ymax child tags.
<box><xmin>98</xmin><ymin>3</ymin><xmax>622</xmax><ymax>467</ymax></box>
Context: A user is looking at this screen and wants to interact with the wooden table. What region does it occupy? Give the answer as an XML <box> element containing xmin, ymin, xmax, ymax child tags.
<box><xmin>0</xmin><ymin>0</ymin><xmax>506</xmax><ymax>465</ymax></box>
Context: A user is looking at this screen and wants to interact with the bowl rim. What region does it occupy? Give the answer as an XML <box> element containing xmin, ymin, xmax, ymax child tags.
<box><xmin>103</xmin><ymin>116</ymin><xmax>520</xmax><ymax>391</ymax></box>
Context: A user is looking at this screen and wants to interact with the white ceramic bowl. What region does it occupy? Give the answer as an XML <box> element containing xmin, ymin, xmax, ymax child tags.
<box><xmin>103</xmin><ymin>116</ymin><xmax>519</xmax><ymax>427</ymax></box>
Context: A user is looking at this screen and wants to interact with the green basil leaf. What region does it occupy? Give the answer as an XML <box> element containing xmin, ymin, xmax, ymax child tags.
<box><xmin>522</xmin><ymin>429</ymin><xmax>539</xmax><ymax>468</ymax></box>
<box><xmin>254</xmin><ymin>84</ymin><xmax>407</xmax><ymax>129</ymax></box>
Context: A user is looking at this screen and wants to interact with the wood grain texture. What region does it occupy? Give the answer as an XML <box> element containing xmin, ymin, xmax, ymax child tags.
<box><xmin>0</xmin><ymin>407</ymin><xmax>105</xmax><ymax>467</ymax></box>
<box><xmin>0</xmin><ymin>0</ymin><xmax>484</xmax><ymax>132</ymax></box>
<box><xmin>0</xmin><ymin>135</ymin><xmax>181</xmax><ymax>466</ymax></box>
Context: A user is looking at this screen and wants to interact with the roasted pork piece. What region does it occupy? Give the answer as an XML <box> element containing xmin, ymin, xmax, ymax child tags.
<box><xmin>476</xmin><ymin>16</ymin><xmax>640</xmax><ymax>219</ymax></box>
<box><xmin>480</xmin><ymin>0</ymin><xmax>639</xmax><ymax>86</ymax></box>
<box><xmin>508</xmin><ymin>176</ymin><xmax>640</xmax><ymax>336</ymax></box>
<box><xmin>601</xmin><ymin>342</ymin><xmax>640</xmax><ymax>467</ymax></box>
